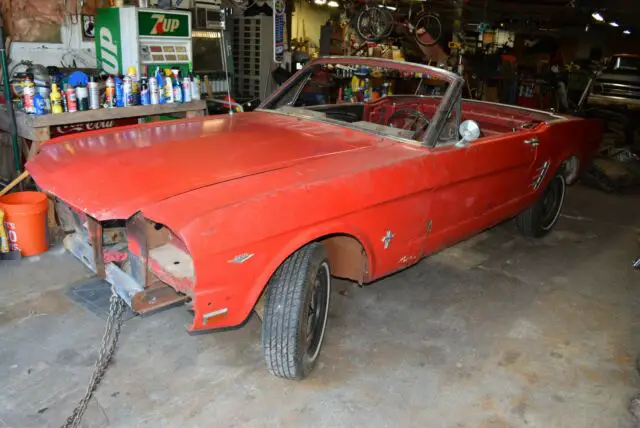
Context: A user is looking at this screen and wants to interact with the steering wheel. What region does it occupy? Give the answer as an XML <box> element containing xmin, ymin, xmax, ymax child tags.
<box><xmin>386</xmin><ymin>108</ymin><xmax>430</xmax><ymax>139</ymax></box>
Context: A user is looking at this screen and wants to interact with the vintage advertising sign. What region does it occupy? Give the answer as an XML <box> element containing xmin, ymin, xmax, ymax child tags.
<box><xmin>138</xmin><ymin>11</ymin><xmax>190</xmax><ymax>37</ymax></box>
<box><xmin>273</xmin><ymin>0</ymin><xmax>286</xmax><ymax>63</ymax></box>
<box><xmin>95</xmin><ymin>8</ymin><xmax>123</xmax><ymax>75</ymax></box>
<box><xmin>49</xmin><ymin>118</ymin><xmax>139</xmax><ymax>138</ymax></box>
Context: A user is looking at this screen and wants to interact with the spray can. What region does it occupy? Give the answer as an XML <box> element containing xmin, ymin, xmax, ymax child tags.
<box><xmin>50</xmin><ymin>83</ymin><xmax>63</xmax><ymax>114</ymax></box>
<box><xmin>148</xmin><ymin>76</ymin><xmax>159</xmax><ymax>105</ymax></box>
<box><xmin>76</xmin><ymin>86</ymin><xmax>89</xmax><ymax>111</ymax></box>
<box><xmin>66</xmin><ymin>86</ymin><xmax>78</xmax><ymax>112</ymax></box>
<box><xmin>140</xmin><ymin>78</ymin><xmax>150</xmax><ymax>105</ymax></box>
<box><xmin>115</xmin><ymin>77</ymin><xmax>124</xmax><ymax>107</ymax></box>
<box><xmin>190</xmin><ymin>74</ymin><xmax>201</xmax><ymax>100</ymax></box>
<box><xmin>165</xmin><ymin>76</ymin><xmax>175</xmax><ymax>103</ymax></box>
<box><xmin>33</xmin><ymin>93</ymin><xmax>46</xmax><ymax>116</ymax></box>
<box><xmin>123</xmin><ymin>75</ymin><xmax>133</xmax><ymax>107</ymax></box>
<box><xmin>87</xmin><ymin>76</ymin><xmax>100</xmax><ymax>110</ymax></box>
<box><xmin>22</xmin><ymin>75</ymin><xmax>35</xmax><ymax>113</ymax></box>
<box><xmin>182</xmin><ymin>75</ymin><xmax>192</xmax><ymax>103</ymax></box>
<box><xmin>173</xmin><ymin>79</ymin><xmax>183</xmax><ymax>103</ymax></box>
<box><xmin>105</xmin><ymin>75</ymin><xmax>116</xmax><ymax>108</ymax></box>
<box><xmin>127</xmin><ymin>66</ymin><xmax>139</xmax><ymax>105</ymax></box>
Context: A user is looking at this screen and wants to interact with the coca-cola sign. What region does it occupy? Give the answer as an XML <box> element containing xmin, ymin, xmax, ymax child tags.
<box><xmin>50</xmin><ymin>118</ymin><xmax>138</xmax><ymax>138</ymax></box>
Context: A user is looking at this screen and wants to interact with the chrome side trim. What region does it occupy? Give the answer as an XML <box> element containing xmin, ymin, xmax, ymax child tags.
<box><xmin>203</xmin><ymin>308</ymin><xmax>228</xmax><ymax>323</ymax></box>
<box><xmin>532</xmin><ymin>160</ymin><xmax>550</xmax><ymax>190</ymax></box>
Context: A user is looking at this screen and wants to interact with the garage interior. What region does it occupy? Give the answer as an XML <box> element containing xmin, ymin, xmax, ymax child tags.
<box><xmin>1</xmin><ymin>0</ymin><xmax>640</xmax><ymax>427</ymax></box>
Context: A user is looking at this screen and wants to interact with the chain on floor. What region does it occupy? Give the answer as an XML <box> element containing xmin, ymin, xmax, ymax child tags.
<box><xmin>61</xmin><ymin>291</ymin><xmax>126</xmax><ymax>428</ymax></box>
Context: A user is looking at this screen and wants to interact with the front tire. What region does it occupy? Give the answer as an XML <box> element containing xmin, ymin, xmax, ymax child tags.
<box><xmin>516</xmin><ymin>173</ymin><xmax>566</xmax><ymax>238</ymax></box>
<box><xmin>261</xmin><ymin>243</ymin><xmax>331</xmax><ymax>380</ymax></box>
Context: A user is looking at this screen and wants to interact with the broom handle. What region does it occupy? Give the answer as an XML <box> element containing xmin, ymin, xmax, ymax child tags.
<box><xmin>0</xmin><ymin>170</ymin><xmax>30</xmax><ymax>197</ymax></box>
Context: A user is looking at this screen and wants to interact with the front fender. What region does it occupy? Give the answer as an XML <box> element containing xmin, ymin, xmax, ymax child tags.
<box><xmin>180</xmin><ymin>219</ymin><xmax>375</xmax><ymax>332</ymax></box>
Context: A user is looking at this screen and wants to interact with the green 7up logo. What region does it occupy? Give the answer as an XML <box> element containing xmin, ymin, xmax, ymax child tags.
<box><xmin>138</xmin><ymin>11</ymin><xmax>189</xmax><ymax>37</ymax></box>
<box><xmin>150</xmin><ymin>14</ymin><xmax>180</xmax><ymax>34</ymax></box>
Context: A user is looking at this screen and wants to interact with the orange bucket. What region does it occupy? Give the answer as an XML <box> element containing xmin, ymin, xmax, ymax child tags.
<box><xmin>0</xmin><ymin>191</ymin><xmax>49</xmax><ymax>256</ymax></box>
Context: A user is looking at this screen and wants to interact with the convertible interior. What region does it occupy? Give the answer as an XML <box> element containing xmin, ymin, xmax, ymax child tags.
<box><xmin>282</xmin><ymin>95</ymin><xmax>559</xmax><ymax>142</ymax></box>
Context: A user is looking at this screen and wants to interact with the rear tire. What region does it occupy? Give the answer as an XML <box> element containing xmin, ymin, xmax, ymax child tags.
<box><xmin>261</xmin><ymin>243</ymin><xmax>331</xmax><ymax>380</ymax></box>
<box><xmin>516</xmin><ymin>174</ymin><xmax>566</xmax><ymax>238</ymax></box>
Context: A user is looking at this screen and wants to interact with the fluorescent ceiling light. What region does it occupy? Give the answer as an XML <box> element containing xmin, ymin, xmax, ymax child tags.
<box><xmin>377</xmin><ymin>4</ymin><xmax>396</xmax><ymax>10</ymax></box>
<box><xmin>609</xmin><ymin>21</ymin><xmax>619</xmax><ymax>27</ymax></box>
<box><xmin>314</xmin><ymin>0</ymin><xmax>326</xmax><ymax>4</ymax></box>
<box><xmin>327</xmin><ymin>0</ymin><xmax>339</xmax><ymax>6</ymax></box>
<box><xmin>623</xmin><ymin>29</ymin><xmax>631</xmax><ymax>35</ymax></box>
<box><xmin>591</xmin><ymin>12</ymin><xmax>604</xmax><ymax>22</ymax></box>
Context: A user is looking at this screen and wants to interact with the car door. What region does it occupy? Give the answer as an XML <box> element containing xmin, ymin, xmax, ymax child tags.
<box><xmin>422</xmin><ymin>126</ymin><xmax>539</xmax><ymax>254</ymax></box>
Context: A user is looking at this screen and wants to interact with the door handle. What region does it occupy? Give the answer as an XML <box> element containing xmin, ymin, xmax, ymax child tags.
<box><xmin>524</xmin><ymin>137</ymin><xmax>539</xmax><ymax>146</ymax></box>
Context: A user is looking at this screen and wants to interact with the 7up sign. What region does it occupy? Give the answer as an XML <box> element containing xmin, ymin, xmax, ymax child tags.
<box><xmin>95</xmin><ymin>8</ymin><xmax>123</xmax><ymax>74</ymax></box>
<box><xmin>138</xmin><ymin>11</ymin><xmax>189</xmax><ymax>37</ymax></box>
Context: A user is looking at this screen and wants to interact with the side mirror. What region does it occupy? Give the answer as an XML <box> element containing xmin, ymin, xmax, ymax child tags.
<box><xmin>455</xmin><ymin>119</ymin><xmax>481</xmax><ymax>147</ymax></box>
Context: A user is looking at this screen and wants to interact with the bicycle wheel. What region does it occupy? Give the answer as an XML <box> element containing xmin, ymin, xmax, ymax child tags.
<box><xmin>413</xmin><ymin>12</ymin><xmax>441</xmax><ymax>46</ymax></box>
<box><xmin>356</xmin><ymin>7</ymin><xmax>392</xmax><ymax>42</ymax></box>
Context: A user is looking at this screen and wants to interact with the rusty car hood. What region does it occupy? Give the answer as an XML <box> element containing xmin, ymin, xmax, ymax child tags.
<box><xmin>27</xmin><ymin>111</ymin><xmax>377</xmax><ymax>220</ymax></box>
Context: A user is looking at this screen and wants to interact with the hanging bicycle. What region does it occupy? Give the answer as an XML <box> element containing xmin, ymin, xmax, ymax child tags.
<box><xmin>352</xmin><ymin>0</ymin><xmax>442</xmax><ymax>47</ymax></box>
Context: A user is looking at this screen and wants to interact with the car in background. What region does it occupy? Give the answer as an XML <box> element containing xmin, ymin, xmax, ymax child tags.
<box><xmin>588</xmin><ymin>53</ymin><xmax>640</xmax><ymax>112</ymax></box>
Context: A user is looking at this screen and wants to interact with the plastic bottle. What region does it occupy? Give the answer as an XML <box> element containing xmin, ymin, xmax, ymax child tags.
<box><xmin>164</xmin><ymin>75</ymin><xmax>174</xmax><ymax>103</ymax></box>
<box><xmin>50</xmin><ymin>83</ymin><xmax>63</xmax><ymax>114</ymax></box>
<box><xmin>87</xmin><ymin>76</ymin><xmax>100</xmax><ymax>110</ymax></box>
<box><xmin>105</xmin><ymin>75</ymin><xmax>116</xmax><ymax>108</ymax></box>
<box><xmin>23</xmin><ymin>75</ymin><xmax>35</xmax><ymax>113</ymax></box>
<box><xmin>191</xmin><ymin>74</ymin><xmax>201</xmax><ymax>100</ymax></box>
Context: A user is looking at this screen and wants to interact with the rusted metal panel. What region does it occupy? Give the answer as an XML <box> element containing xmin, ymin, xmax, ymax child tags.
<box><xmin>131</xmin><ymin>280</ymin><xmax>189</xmax><ymax>315</ymax></box>
<box><xmin>103</xmin><ymin>227</ymin><xmax>126</xmax><ymax>246</ymax></box>
<box><xmin>86</xmin><ymin>216</ymin><xmax>105</xmax><ymax>278</ymax></box>
<box><xmin>321</xmin><ymin>236</ymin><xmax>367</xmax><ymax>283</ymax></box>
<box><xmin>127</xmin><ymin>213</ymin><xmax>148</xmax><ymax>287</ymax></box>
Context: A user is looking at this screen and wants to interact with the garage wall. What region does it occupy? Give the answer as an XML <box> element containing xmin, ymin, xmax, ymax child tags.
<box><xmin>9</xmin><ymin>23</ymin><xmax>97</xmax><ymax>69</ymax></box>
<box><xmin>291</xmin><ymin>0</ymin><xmax>330</xmax><ymax>46</ymax></box>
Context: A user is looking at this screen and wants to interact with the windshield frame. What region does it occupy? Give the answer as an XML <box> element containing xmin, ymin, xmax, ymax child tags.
<box><xmin>259</xmin><ymin>56</ymin><xmax>464</xmax><ymax>148</ymax></box>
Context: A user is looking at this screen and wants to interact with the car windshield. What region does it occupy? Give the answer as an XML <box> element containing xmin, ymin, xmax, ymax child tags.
<box><xmin>261</xmin><ymin>58</ymin><xmax>461</xmax><ymax>145</ymax></box>
<box><xmin>606</xmin><ymin>56</ymin><xmax>640</xmax><ymax>74</ymax></box>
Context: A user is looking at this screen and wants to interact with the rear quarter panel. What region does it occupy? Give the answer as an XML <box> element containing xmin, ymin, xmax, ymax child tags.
<box><xmin>536</xmin><ymin>116</ymin><xmax>603</xmax><ymax>180</ymax></box>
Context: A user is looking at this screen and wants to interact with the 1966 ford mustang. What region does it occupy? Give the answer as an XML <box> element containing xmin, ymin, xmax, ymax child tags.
<box><xmin>28</xmin><ymin>57</ymin><xmax>603</xmax><ymax>379</ymax></box>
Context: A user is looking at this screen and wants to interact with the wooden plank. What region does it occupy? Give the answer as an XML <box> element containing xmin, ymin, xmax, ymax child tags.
<box><xmin>2</xmin><ymin>101</ymin><xmax>206</xmax><ymax>141</ymax></box>
<box><xmin>24</xmin><ymin>101</ymin><xmax>207</xmax><ymax>127</ymax></box>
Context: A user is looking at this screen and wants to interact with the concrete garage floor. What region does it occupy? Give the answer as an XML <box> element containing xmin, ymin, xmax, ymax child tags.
<box><xmin>1</xmin><ymin>185</ymin><xmax>639</xmax><ymax>428</ymax></box>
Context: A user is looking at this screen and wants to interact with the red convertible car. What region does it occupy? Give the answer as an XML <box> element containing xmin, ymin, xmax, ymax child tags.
<box><xmin>28</xmin><ymin>57</ymin><xmax>602</xmax><ymax>380</ymax></box>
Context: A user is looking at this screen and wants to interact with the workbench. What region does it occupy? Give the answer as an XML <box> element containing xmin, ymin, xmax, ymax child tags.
<box><xmin>0</xmin><ymin>101</ymin><xmax>207</xmax><ymax>161</ymax></box>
